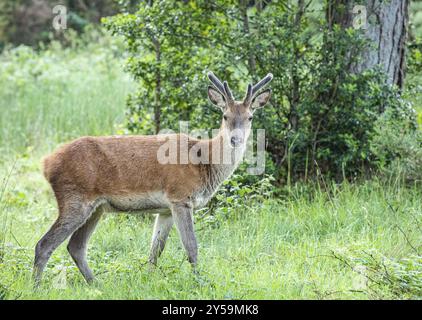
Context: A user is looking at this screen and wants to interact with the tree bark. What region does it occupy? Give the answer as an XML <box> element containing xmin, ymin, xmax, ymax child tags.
<box><xmin>327</xmin><ymin>0</ymin><xmax>409</xmax><ymax>89</ymax></box>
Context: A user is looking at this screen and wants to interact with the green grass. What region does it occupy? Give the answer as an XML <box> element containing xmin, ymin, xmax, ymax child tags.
<box><xmin>0</xmin><ymin>31</ymin><xmax>133</xmax><ymax>157</ymax></box>
<box><xmin>0</xmin><ymin>158</ymin><xmax>421</xmax><ymax>299</ymax></box>
<box><xmin>0</xmin><ymin>33</ymin><xmax>421</xmax><ymax>300</ymax></box>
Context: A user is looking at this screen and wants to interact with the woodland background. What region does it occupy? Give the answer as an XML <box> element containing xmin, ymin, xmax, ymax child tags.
<box><xmin>0</xmin><ymin>0</ymin><xmax>421</xmax><ymax>299</ymax></box>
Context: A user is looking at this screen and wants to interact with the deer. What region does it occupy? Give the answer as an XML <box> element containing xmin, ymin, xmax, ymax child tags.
<box><xmin>33</xmin><ymin>71</ymin><xmax>273</xmax><ymax>285</ymax></box>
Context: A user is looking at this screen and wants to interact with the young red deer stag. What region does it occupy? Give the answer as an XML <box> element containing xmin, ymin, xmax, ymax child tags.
<box><xmin>34</xmin><ymin>72</ymin><xmax>273</xmax><ymax>284</ymax></box>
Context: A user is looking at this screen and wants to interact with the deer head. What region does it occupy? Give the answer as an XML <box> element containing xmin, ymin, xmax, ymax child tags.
<box><xmin>207</xmin><ymin>71</ymin><xmax>273</xmax><ymax>148</ymax></box>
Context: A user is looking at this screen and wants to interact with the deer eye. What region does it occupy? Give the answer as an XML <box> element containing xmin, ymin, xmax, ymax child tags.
<box><xmin>248</xmin><ymin>116</ymin><xmax>253</xmax><ymax>121</ymax></box>
<box><xmin>223</xmin><ymin>115</ymin><xmax>228</xmax><ymax>121</ymax></box>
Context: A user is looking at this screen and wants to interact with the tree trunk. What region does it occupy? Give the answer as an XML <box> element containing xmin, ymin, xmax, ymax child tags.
<box><xmin>327</xmin><ymin>0</ymin><xmax>409</xmax><ymax>89</ymax></box>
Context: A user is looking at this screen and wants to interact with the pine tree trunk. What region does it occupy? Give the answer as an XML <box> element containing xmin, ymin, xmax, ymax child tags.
<box><xmin>328</xmin><ymin>0</ymin><xmax>409</xmax><ymax>89</ymax></box>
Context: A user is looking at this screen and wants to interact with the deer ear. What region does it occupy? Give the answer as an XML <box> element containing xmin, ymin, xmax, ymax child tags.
<box><xmin>208</xmin><ymin>86</ymin><xmax>226</xmax><ymax>110</ymax></box>
<box><xmin>251</xmin><ymin>89</ymin><xmax>271</xmax><ymax>110</ymax></box>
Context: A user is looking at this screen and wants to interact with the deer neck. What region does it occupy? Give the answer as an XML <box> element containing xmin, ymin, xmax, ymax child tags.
<box><xmin>201</xmin><ymin>129</ymin><xmax>246</xmax><ymax>196</ymax></box>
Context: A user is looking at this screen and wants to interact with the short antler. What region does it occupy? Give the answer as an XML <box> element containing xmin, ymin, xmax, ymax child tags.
<box><xmin>207</xmin><ymin>71</ymin><xmax>225</xmax><ymax>95</ymax></box>
<box><xmin>208</xmin><ymin>71</ymin><xmax>234</xmax><ymax>104</ymax></box>
<box><xmin>223</xmin><ymin>81</ymin><xmax>234</xmax><ymax>103</ymax></box>
<box><xmin>244</xmin><ymin>73</ymin><xmax>273</xmax><ymax>104</ymax></box>
<box><xmin>252</xmin><ymin>73</ymin><xmax>273</xmax><ymax>96</ymax></box>
<box><xmin>243</xmin><ymin>84</ymin><xmax>252</xmax><ymax>103</ymax></box>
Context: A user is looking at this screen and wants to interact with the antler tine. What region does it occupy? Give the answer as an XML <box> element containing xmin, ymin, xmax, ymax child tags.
<box><xmin>223</xmin><ymin>81</ymin><xmax>234</xmax><ymax>102</ymax></box>
<box><xmin>243</xmin><ymin>83</ymin><xmax>252</xmax><ymax>103</ymax></box>
<box><xmin>207</xmin><ymin>71</ymin><xmax>225</xmax><ymax>95</ymax></box>
<box><xmin>252</xmin><ymin>73</ymin><xmax>273</xmax><ymax>96</ymax></box>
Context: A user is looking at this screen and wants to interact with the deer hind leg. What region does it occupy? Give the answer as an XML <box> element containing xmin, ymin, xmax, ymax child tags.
<box><xmin>33</xmin><ymin>197</ymin><xmax>97</xmax><ymax>286</ymax></box>
<box><xmin>171</xmin><ymin>202</ymin><xmax>198</xmax><ymax>268</ymax></box>
<box><xmin>149</xmin><ymin>213</ymin><xmax>174</xmax><ymax>265</ymax></box>
<box><xmin>67</xmin><ymin>205</ymin><xmax>104</xmax><ymax>284</ymax></box>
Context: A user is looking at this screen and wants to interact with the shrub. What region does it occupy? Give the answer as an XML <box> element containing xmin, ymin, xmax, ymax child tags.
<box><xmin>370</xmin><ymin>108</ymin><xmax>422</xmax><ymax>184</ymax></box>
<box><xmin>197</xmin><ymin>174</ymin><xmax>275</xmax><ymax>229</ymax></box>
<box><xmin>105</xmin><ymin>1</ymin><xmax>417</xmax><ymax>182</ymax></box>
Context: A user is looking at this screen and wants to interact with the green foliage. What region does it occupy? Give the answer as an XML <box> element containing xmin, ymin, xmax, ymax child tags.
<box><xmin>370</xmin><ymin>108</ymin><xmax>422</xmax><ymax>184</ymax></box>
<box><xmin>1</xmin><ymin>154</ymin><xmax>421</xmax><ymax>299</ymax></box>
<box><xmin>0</xmin><ymin>36</ymin><xmax>420</xmax><ymax>299</ymax></box>
<box><xmin>410</xmin><ymin>1</ymin><xmax>422</xmax><ymax>39</ymax></box>
<box><xmin>0</xmin><ymin>27</ymin><xmax>132</xmax><ymax>156</ymax></box>
<box><xmin>283</xmin><ymin>26</ymin><xmax>412</xmax><ymax>180</ymax></box>
<box><xmin>103</xmin><ymin>0</ymin><xmax>236</xmax><ymax>134</ymax></box>
<box><xmin>407</xmin><ymin>15</ymin><xmax>422</xmax><ymax>127</ymax></box>
<box><xmin>0</xmin><ymin>0</ymin><xmax>421</xmax><ymax>301</ymax></box>
<box><xmin>331</xmin><ymin>250</ymin><xmax>422</xmax><ymax>299</ymax></box>
<box><xmin>408</xmin><ymin>38</ymin><xmax>422</xmax><ymax>76</ymax></box>
<box><xmin>105</xmin><ymin>0</ymin><xmax>417</xmax><ymax>182</ymax></box>
<box><xmin>198</xmin><ymin>174</ymin><xmax>275</xmax><ymax>229</ymax></box>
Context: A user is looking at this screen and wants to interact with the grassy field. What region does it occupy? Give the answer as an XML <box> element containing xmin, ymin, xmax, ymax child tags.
<box><xmin>0</xmin><ymin>31</ymin><xmax>132</xmax><ymax>157</ymax></box>
<box><xmin>0</xmin><ymin>36</ymin><xmax>421</xmax><ymax>300</ymax></box>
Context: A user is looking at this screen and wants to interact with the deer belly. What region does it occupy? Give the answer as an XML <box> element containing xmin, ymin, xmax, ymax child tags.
<box><xmin>106</xmin><ymin>192</ymin><xmax>169</xmax><ymax>211</ymax></box>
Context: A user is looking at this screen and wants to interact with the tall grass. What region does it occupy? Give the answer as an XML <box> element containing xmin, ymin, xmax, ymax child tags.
<box><xmin>0</xmin><ymin>30</ymin><xmax>134</xmax><ymax>298</ymax></box>
<box><xmin>0</xmin><ymin>29</ymin><xmax>133</xmax><ymax>157</ymax></box>
<box><xmin>0</xmin><ymin>166</ymin><xmax>420</xmax><ymax>299</ymax></box>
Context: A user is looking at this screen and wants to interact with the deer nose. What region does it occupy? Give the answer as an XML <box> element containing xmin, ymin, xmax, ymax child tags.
<box><xmin>230</xmin><ymin>136</ymin><xmax>243</xmax><ymax>147</ymax></box>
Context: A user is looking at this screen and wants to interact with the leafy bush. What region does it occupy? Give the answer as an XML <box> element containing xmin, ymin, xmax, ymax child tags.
<box><xmin>105</xmin><ymin>0</ymin><xmax>417</xmax><ymax>182</ymax></box>
<box><xmin>103</xmin><ymin>0</ymin><xmax>228</xmax><ymax>135</ymax></box>
<box><xmin>197</xmin><ymin>174</ymin><xmax>275</xmax><ymax>229</ymax></box>
<box><xmin>370</xmin><ymin>108</ymin><xmax>422</xmax><ymax>184</ymax></box>
<box><xmin>406</xmin><ymin>33</ymin><xmax>422</xmax><ymax>128</ymax></box>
